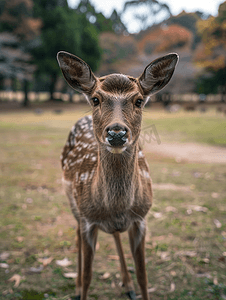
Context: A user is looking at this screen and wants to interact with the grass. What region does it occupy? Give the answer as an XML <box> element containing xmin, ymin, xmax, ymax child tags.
<box><xmin>143</xmin><ymin>108</ymin><xmax>226</xmax><ymax>146</ymax></box>
<box><xmin>0</xmin><ymin>105</ymin><xmax>226</xmax><ymax>300</ymax></box>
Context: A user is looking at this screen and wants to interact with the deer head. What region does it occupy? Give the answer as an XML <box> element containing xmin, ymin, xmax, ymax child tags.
<box><xmin>57</xmin><ymin>51</ymin><xmax>178</xmax><ymax>154</ymax></box>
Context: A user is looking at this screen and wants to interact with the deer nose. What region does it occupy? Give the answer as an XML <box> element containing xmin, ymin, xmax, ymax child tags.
<box><xmin>106</xmin><ymin>123</ymin><xmax>128</xmax><ymax>147</ymax></box>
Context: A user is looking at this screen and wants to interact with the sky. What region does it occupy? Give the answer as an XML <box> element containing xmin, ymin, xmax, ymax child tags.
<box><xmin>67</xmin><ymin>0</ymin><xmax>224</xmax><ymax>33</ymax></box>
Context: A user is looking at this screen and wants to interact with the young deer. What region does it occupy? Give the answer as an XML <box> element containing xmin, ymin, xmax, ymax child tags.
<box><xmin>57</xmin><ymin>51</ymin><xmax>178</xmax><ymax>300</ymax></box>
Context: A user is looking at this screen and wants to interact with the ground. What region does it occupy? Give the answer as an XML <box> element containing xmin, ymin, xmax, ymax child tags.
<box><xmin>0</xmin><ymin>102</ymin><xmax>226</xmax><ymax>300</ymax></box>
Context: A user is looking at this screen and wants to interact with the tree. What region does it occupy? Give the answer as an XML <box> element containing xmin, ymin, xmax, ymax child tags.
<box><xmin>0</xmin><ymin>0</ymin><xmax>41</xmax><ymax>106</ymax></box>
<box><xmin>75</xmin><ymin>0</ymin><xmax>127</xmax><ymax>34</ymax></box>
<box><xmin>123</xmin><ymin>0</ymin><xmax>171</xmax><ymax>31</ymax></box>
<box><xmin>166</xmin><ymin>11</ymin><xmax>203</xmax><ymax>49</ymax></box>
<box><xmin>195</xmin><ymin>1</ymin><xmax>226</xmax><ymax>94</ymax></box>
<box><xmin>31</xmin><ymin>0</ymin><xmax>101</xmax><ymax>101</ymax></box>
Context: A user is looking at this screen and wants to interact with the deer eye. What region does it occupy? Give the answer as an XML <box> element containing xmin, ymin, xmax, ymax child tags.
<box><xmin>135</xmin><ymin>99</ymin><xmax>143</xmax><ymax>108</ymax></box>
<box><xmin>92</xmin><ymin>97</ymin><xmax>100</xmax><ymax>107</ymax></box>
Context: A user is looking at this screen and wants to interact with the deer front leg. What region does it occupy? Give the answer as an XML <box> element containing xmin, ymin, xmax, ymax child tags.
<box><xmin>128</xmin><ymin>221</ymin><xmax>149</xmax><ymax>300</ymax></box>
<box><xmin>80</xmin><ymin>223</ymin><xmax>98</xmax><ymax>300</ymax></box>
<box><xmin>113</xmin><ymin>232</ymin><xmax>136</xmax><ymax>300</ymax></box>
<box><xmin>75</xmin><ymin>226</ymin><xmax>82</xmax><ymax>300</ymax></box>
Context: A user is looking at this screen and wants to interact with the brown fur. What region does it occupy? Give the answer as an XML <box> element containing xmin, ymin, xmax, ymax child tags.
<box><xmin>57</xmin><ymin>51</ymin><xmax>178</xmax><ymax>300</ymax></box>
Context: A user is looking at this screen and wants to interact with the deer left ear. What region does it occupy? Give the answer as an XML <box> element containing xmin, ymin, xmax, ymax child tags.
<box><xmin>138</xmin><ymin>53</ymin><xmax>179</xmax><ymax>97</ymax></box>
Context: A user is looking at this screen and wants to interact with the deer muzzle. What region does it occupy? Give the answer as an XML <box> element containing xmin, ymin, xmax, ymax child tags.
<box><xmin>104</xmin><ymin>123</ymin><xmax>130</xmax><ymax>153</ymax></box>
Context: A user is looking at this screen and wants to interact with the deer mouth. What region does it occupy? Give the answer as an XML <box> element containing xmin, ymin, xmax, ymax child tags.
<box><xmin>106</xmin><ymin>145</ymin><xmax>127</xmax><ymax>154</ymax></box>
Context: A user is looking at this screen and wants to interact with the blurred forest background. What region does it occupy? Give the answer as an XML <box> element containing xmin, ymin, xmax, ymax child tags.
<box><xmin>1</xmin><ymin>1</ymin><xmax>226</xmax><ymax>299</ymax></box>
<box><xmin>0</xmin><ymin>0</ymin><xmax>225</xmax><ymax>107</ymax></box>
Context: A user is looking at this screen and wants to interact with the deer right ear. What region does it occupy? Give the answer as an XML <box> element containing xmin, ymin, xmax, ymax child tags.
<box><xmin>57</xmin><ymin>51</ymin><xmax>96</xmax><ymax>95</ymax></box>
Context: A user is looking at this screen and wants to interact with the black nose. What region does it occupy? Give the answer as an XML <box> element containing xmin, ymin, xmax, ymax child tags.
<box><xmin>106</xmin><ymin>124</ymin><xmax>128</xmax><ymax>147</ymax></box>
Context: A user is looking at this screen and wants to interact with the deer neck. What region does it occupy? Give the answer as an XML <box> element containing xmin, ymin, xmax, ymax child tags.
<box><xmin>96</xmin><ymin>144</ymin><xmax>139</xmax><ymax>211</ymax></box>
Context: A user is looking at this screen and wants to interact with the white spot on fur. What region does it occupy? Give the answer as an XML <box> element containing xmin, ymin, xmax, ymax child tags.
<box><xmin>139</xmin><ymin>169</ymin><xmax>150</xmax><ymax>179</ymax></box>
<box><xmin>85</xmin><ymin>132</ymin><xmax>93</xmax><ymax>139</ymax></box>
<box><xmin>80</xmin><ymin>172</ymin><xmax>89</xmax><ymax>181</ymax></box>
<box><xmin>138</xmin><ymin>151</ymin><xmax>144</xmax><ymax>158</ymax></box>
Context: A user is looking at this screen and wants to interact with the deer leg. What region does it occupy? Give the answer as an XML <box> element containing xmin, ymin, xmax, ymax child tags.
<box><xmin>128</xmin><ymin>222</ymin><xmax>149</xmax><ymax>300</ymax></box>
<box><xmin>75</xmin><ymin>226</ymin><xmax>82</xmax><ymax>300</ymax></box>
<box><xmin>113</xmin><ymin>232</ymin><xmax>136</xmax><ymax>300</ymax></box>
<box><xmin>81</xmin><ymin>224</ymin><xmax>98</xmax><ymax>300</ymax></box>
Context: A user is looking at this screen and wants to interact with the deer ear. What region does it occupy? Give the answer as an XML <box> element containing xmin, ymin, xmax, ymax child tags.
<box><xmin>57</xmin><ymin>51</ymin><xmax>96</xmax><ymax>95</ymax></box>
<box><xmin>138</xmin><ymin>53</ymin><xmax>179</xmax><ymax>96</ymax></box>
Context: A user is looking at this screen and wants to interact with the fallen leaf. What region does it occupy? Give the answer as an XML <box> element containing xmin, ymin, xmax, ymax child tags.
<box><xmin>0</xmin><ymin>263</ymin><xmax>9</xmax><ymax>268</ymax></box>
<box><xmin>201</xmin><ymin>258</ymin><xmax>210</xmax><ymax>264</ymax></box>
<box><xmin>100</xmin><ymin>272</ymin><xmax>111</xmax><ymax>279</ymax></box>
<box><xmin>165</xmin><ymin>206</ymin><xmax>178</xmax><ymax>213</ymax></box>
<box><xmin>170</xmin><ymin>282</ymin><xmax>176</xmax><ymax>292</ymax></box>
<box><xmin>38</xmin><ymin>257</ymin><xmax>53</xmax><ymax>267</ymax></box>
<box><xmin>153</xmin><ymin>212</ymin><xmax>163</xmax><ymax>219</ymax></box>
<box><xmin>188</xmin><ymin>205</ymin><xmax>208</xmax><ymax>213</ymax></box>
<box><xmin>211</xmin><ymin>192</ymin><xmax>219</xmax><ymax>199</ymax></box>
<box><xmin>170</xmin><ymin>271</ymin><xmax>176</xmax><ymax>277</ymax></box>
<box><xmin>28</xmin><ymin>266</ymin><xmax>43</xmax><ymax>273</ymax></box>
<box><xmin>148</xmin><ymin>287</ymin><xmax>157</xmax><ymax>293</ymax></box>
<box><xmin>214</xmin><ymin>219</ymin><xmax>222</xmax><ymax>228</ymax></box>
<box><xmin>26</xmin><ymin>198</ymin><xmax>33</xmax><ymax>204</ymax></box>
<box><xmin>0</xmin><ymin>252</ymin><xmax>10</xmax><ymax>261</ymax></box>
<box><xmin>63</xmin><ymin>272</ymin><xmax>77</xmax><ymax>278</ymax></box>
<box><xmin>8</xmin><ymin>274</ymin><xmax>21</xmax><ymax>287</ymax></box>
<box><xmin>175</xmin><ymin>251</ymin><xmax>197</xmax><ymax>257</ymax></box>
<box><xmin>107</xmin><ymin>255</ymin><xmax>119</xmax><ymax>260</ymax></box>
<box><xmin>196</xmin><ymin>273</ymin><xmax>212</xmax><ymax>278</ymax></box>
<box><xmin>56</xmin><ymin>258</ymin><xmax>72</xmax><ymax>267</ymax></box>
<box><xmin>16</xmin><ymin>237</ymin><xmax>24</xmax><ymax>243</ymax></box>
<box><xmin>160</xmin><ymin>252</ymin><xmax>170</xmax><ymax>261</ymax></box>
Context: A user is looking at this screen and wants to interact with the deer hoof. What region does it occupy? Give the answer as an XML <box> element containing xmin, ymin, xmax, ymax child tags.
<box><xmin>126</xmin><ymin>290</ymin><xmax>136</xmax><ymax>300</ymax></box>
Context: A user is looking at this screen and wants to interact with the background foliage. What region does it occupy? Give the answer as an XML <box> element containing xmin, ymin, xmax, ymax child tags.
<box><xmin>0</xmin><ymin>0</ymin><xmax>225</xmax><ymax>104</ymax></box>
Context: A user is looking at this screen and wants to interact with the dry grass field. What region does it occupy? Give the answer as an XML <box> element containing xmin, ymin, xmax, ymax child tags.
<box><xmin>0</xmin><ymin>103</ymin><xmax>226</xmax><ymax>300</ymax></box>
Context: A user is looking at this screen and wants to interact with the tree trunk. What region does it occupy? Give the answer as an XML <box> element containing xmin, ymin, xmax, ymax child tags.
<box><xmin>22</xmin><ymin>79</ymin><xmax>29</xmax><ymax>107</ymax></box>
<box><xmin>49</xmin><ymin>74</ymin><xmax>57</xmax><ymax>100</ymax></box>
<box><xmin>0</xmin><ymin>75</ymin><xmax>4</xmax><ymax>91</ymax></box>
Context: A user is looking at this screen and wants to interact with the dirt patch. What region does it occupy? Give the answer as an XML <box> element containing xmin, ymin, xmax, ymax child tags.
<box><xmin>144</xmin><ymin>141</ymin><xmax>226</xmax><ymax>164</ymax></box>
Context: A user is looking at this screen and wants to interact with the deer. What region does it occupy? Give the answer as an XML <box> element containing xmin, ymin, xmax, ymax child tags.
<box><xmin>57</xmin><ymin>51</ymin><xmax>178</xmax><ymax>300</ymax></box>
